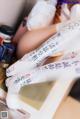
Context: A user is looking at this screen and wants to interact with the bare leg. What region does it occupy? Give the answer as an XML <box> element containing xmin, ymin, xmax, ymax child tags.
<box><xmin>17</xmin><ymin>24</ymin><xmax>57</xmax><ymax>58</ymax></box>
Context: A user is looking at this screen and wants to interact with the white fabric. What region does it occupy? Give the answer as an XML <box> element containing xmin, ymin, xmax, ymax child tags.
<box><xmin>6</xmin><ymin>19</ymin><xmax>80</xmax><ymax>77</ymax></box>
<box><xmin>27</xmin><ymin>0</ymin><xmax>57</xmax><ymax>30</ymax></box>
<box><xmin>6</xmin><ymin>19</ymin><xmax>80</xmax><ymax>110</ymax></box>
<box><xmin>71</xmin><ymin>4</ymin><xmax>80</xmax><ymax>20</ymax></box>
<box><xmin>6</xmin><ymin>54</ymin><xmax>80</xmax><ymax>93</ymax></box>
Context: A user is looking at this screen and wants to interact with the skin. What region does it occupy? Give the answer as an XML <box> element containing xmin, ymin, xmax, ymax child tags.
<box><xmin>17</xmin><ymin>24</ymin><xmax>58</xmax><ymax>58</ymax></box>
<box><xmin>15</xmin><ymin>1</ymin><xmax>79</xmax><ymax>58</ymax></box>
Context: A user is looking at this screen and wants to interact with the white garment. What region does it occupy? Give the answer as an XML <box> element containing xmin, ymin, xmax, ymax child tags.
<box><xmin>71</xmin><ymin>4</ymin><xmax>80</xmax><ymax>20</ymax></box>
<box><xmin>27</xmin><ymin>0</ymin><xmax>57</xmax><ymax>30</ymax></box>
<box><xmin>6</xmin><ymin>54</ymin><xmax>80</xmax><ymax>93</ymax></box>
<box><xmin>6</xmin><ymin>19</ymin><xmax>80</xmax><ymax>77</ymax></box>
